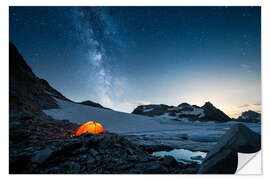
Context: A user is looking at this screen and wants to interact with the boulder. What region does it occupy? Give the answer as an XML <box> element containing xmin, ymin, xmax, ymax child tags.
<box><xmin>161</xmin><ymin>155</ymin><xmax>178</xmax><ymax>167</ymax></box>
<box><xmin>198</xmin><ymin>149</ymin><xmax>238</xmax><ymax>174</ymax></box>
<box><xmin>198</xmin><ymin>123</ymin><xmax>261</xmax><ymax>174</ymax></box>
<box><xmin>32</xmin><ymin>148</ymin><xmax>54</xmax><ymax>165</ymax></box>
<box><xmin>210</xmin><ymin>123</ymin><xmax>261</xmax><ymax>154</ymax></box>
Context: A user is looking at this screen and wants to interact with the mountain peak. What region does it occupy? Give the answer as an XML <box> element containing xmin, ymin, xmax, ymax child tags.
<box><xmin>236</xmin><ymin>110</ymin><xmax>261</xmax><ymax>123</ymax></box>
<box><xmin>177</xmin><ymin>103</ymin><xmax>191</xmax><ymax>107</ymax></box>
<box><xmin>202</xmin><ymin>101</ymin><xmax>214</xmax><ymax>108</ymax></box>
<box><xmin>10</xmin><ymin>43</ymin><xmax>109</xmax><ymax>112</ymax></box>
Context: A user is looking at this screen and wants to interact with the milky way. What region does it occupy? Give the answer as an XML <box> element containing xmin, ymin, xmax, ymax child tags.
<box><xmin>10</xmin><ymin>7</ymin><xmax>261</xmax><ymax>116</ymax></box>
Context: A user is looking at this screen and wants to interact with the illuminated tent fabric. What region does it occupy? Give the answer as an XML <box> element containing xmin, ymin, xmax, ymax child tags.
<box><xmin>75</xmin><ymin>121</ymin><xmax>105</xmax><ymax>136</ymax></box>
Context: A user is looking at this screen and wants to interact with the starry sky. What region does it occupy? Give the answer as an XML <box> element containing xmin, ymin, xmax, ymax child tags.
<box><xmin>9</xmin><ymin>7</ymin><xmax>261</xmax><ymax>117</ymax></box>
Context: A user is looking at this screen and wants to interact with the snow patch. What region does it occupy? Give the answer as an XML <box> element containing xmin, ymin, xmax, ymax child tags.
<box><xmin>154</xmin><ymin>149</ymin><xmax>207</xmax><ymax>164</ymax></box>
<box><xmin>143</xmin><ymin>108</ymin><xmax>154</xmax><ymax>112</ymax></box>
<box><xmin>44</xmin><ymin>90</ymin><xmax>56</xmax><ymax>96</ymax></box>
<box><xmin>179</xmin><ymin>107</ymin><xmax>204</xmax><ymax>117</ymax></box>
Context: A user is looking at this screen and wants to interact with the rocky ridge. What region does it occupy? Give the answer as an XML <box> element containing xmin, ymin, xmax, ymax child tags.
<box><xmin>234</xmin><ymin>110</ymin><xmax>261</xmax><ymax>123</ymax></box>
<box><xmin>78</xmin><ymin>100</ymin><xmax>110</xmax><ymax>110</ymax></box>
<box><xmin>132</xmin><ymin>102</ymin><xmax>231</xmax><ymax>122</ymax></box>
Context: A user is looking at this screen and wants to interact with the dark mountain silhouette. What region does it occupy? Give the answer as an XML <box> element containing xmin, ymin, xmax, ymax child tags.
<box><xmin>235</xmin><ymin>110</ymin><xmax>261</xmax><ymax>123</ymax></box>
<box><xmin>9</xmin><ymin>42</ymin><xmax>107</xmax><ymax>111</ymax></box>
<box><xmin>201</xmin><ymin>102</ymin><xmax>231</xmax><ymax>122</ymax></box>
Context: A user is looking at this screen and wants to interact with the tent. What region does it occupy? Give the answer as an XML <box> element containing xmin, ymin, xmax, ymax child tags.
<box><xmin>75</xmin><ymin>121</ymin><xmax>105</xmax><ymax>136</ymax></box>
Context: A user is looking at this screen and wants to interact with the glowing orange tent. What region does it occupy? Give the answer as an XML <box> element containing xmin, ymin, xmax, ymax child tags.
<box><xmin>75</xmin><ymin>121</ymin><xmax>105</xmax><ymax>136</ymax></box>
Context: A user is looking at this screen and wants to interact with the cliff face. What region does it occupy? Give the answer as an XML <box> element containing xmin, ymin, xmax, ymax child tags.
<box><xmin>9</xmin><ymin>42</ymin><xmax>69</xmax><ymax>112</ymax></box>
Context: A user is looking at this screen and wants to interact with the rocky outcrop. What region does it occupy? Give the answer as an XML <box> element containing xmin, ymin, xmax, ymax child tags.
<box><xmin>132</xmin><ymin>102</ymin><xmax>231</xmax><ymax>122</ymax></box>
<box><xmin>201</xmin><ymin>102</ymin><xmax>231</xmax><ymax>122</ymax></box>
<box><xmin>236</xmin><ymin>110</ymin><xmax>261</xmax><ymax>123</ymax></box>
<box><xmin>78</xmin><ymin>100</ymin><xmax>110</xmax><ymax>110</ymax></box>
<box><xmin>198</xmin><ymin>124</ymin><xmax>261</xmax><ymax>174</ymax></box>
<box><xmin>132</xmin><ymin>104</ymin><xmax>170</xmax><ymax>117</ymax></box>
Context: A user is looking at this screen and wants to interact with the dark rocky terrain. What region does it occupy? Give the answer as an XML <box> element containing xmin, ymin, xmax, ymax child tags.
<box><xmin>9</xmin><ymin>42</ymin><xmax>199</xmax><ymax>174</ymax></box>
<box><xmin>10</xmin><ymin>106</ymin><xmax>199</xmax><ymax>174</ymax></box>
<box><xmin>132</xmin><ymin>101</ymin><xmax>231</xmax><ymax>122</ymax></box>
<box><xmin>10</xmin><ymin>113</ymin><xmax>198</xmax><ymax>174</ymax></box>
<box><xmin>234</xmin><ymin>110</ymin><xmax>261</xmax><ymax>123</ymax></box>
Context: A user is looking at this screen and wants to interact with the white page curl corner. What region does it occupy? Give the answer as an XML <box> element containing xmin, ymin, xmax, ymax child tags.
<box><xmin>236</xmin><ymin>151</ymin><xmax>262</xmax><ymax>174</ymax></box>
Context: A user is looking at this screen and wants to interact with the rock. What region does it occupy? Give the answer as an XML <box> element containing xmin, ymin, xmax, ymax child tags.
<box><xmin>78</xmin><ymin>100</ymin><xmax>110</xmax><ymax>110</ymax></box>
<box><xmin>9</xmin><ymin>129</ymin><xmax>31</xmax><ymax>141</ymax></box>
<box><xmin>198</xmin><ymin>124</ymin><xmax>261</xmax><ymax>174</ymax></box>
<box><xmin>201</xmin><ymin>102</ymin><xmax>231</xmax><ymax>122</ymax></box>
<box><xmin>69</xmin><ymin>162</ymin><xmax>81</xmax><ymax>174</ymax></box>
<box><xmin>161</xmin><ymin>155</ymin><xmax>178</xmax><ymax>167</ymax></box>
<box><xmin>32</xmin><ymin>148</ymin><xmax>53</xmax><ymax>165</ymax></box>
<box><xmin>131</xmin><ymin>101</ymin><xmax>231</xmax><ymax>122</ymax></box>
<box><xmin>236</xmin><ymin>110</ymin><xmax>261</xmax><ymax>123</ymax></box>
<box><xmin>211</xmin><ymin>123</ymin><xmax>261</xmax><ymax>154</ymax></box>
<box><xmin>144</xmin><ymin>162</ymin><xmax>168</xmax><ymax>174</ymax></box>
<box><xmin>61</xmin><ymin>140</ymin><xmax>82</xmax><ymax>155</ymax></box>
<box><xmin>198</xmin><ymin>149</ymin><xmax>238</xmax><ymax>174</ymax></box>
<box><xmin>127</xmin><ymin>155</ymin><xmax>138</xmax><ymax>161</ymax></box>
<box><xmin>89</xmin><ymin>149</ymin><xmax>99</xmax><ymax>156</ymax></box>
<box><xmin>139</xmin><ymin>144</ymin><xmax>174</xmax><ymax>153</ymax></box>
<box><xmin>178</xmin><ymin>103</ymin><xmax>191</xmax><ymax>107</ymax></box>
<box><xmin>132</xmin><ymin>104</ymin><xmax>169</xmax><ymax>117</ymax></box>
<box><xmin>87</xmin><ymin>156</ymin><xmax>96</xmax><ymax>164</ymax></box>
<box><xmin>169</xmin><ymin>111</ymin><xmax>176</xmax><ymax>116</ymax></box>
<box><xmin>9</xmin><ymin>153</ymin><xmax>32</xmax><ymax>173</ymax></box>
<box><xmin>190</xmin><ymin>155</ymin><xmax>203</xmax><ymax>161</ymax></box>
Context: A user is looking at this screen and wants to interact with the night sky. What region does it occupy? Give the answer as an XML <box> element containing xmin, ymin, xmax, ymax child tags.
<box><xmin>9</xmin><ymin>7</ymin><xmax>261</xmax><ymax>117</ymax></box>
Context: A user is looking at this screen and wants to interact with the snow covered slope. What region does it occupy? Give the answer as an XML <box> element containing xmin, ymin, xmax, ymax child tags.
<box><xmin>43</xmin><ymin>98</ymin><xmax>261</xmax><ymax>135</ymax></box>
<box><xmin>43</xmin><ymin>98</ymin><xmax>181</xmax><ymax>134</ymax></box>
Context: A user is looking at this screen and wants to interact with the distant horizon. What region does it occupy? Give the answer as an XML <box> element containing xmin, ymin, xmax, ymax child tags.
<box><xmin>10</xmin><ymin>7</ymin><xmax>261</xmax><ymax>118</ymax></box>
